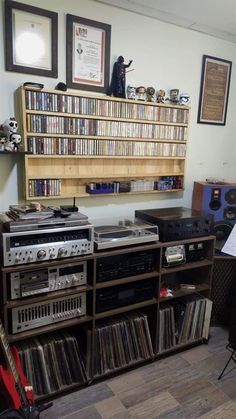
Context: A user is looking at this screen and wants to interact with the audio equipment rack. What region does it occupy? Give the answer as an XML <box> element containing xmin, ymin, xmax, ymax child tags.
<box><xmin>0</xmin><ymin>235</ymin><xmax>215</xmax><ymax>401</ymax></box>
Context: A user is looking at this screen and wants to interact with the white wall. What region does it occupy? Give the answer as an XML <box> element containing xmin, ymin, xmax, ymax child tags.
<box><xmin>0</xmin><ymin>0</ymin><xmax>235</xmax><ymax>221</ymax></box>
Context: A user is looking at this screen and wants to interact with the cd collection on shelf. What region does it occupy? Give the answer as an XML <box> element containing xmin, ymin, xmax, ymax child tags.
<box><xmin>25</xmin><ymin>90</ymin><xmax>189</xmax><ymax>124</ymax></box>
<box><xmin>20</xmin><ymin>86</ymin><xmax>190</xmax><ymax>200</ymax></box>
<box><xmin>27</xmin><ymin>137</ymin><xmax>187</xmax><ymax>157</ymax></box>
<box><xmin>86</xmin><ymin>176</ymin><xmax>183</xmax><ymax>195</ymax></box>
<box><xmin>28</xmin><ymin>179</ymin><xmax>61</xmax><ymax>197</ymax></box>
<box><xmin>27</xmin><ymin>175</ymin><xmax>183</xmax><ymax>197</ymax></box>
<box><xmin>26</xmin><ymin>115</ymin><xmax>187</xmax><ymax>141</ymax></box>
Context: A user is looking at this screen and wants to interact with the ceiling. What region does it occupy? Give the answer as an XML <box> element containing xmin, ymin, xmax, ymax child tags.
<box><xmin>94</xmin><ymin>0</ymin><xmax>236</xmax><ymax>43</ymax></box>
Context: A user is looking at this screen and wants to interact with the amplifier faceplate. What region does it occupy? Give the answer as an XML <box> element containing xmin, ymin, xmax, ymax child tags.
<box><xmin>1</xmin><ymin>224</ymin><xmax>93</xmax><ymax>266</ymax></box>
<box><xmin>135</xmin><ymin>207</ymin><xmax>213</xmax><ymax>242</ymax></box>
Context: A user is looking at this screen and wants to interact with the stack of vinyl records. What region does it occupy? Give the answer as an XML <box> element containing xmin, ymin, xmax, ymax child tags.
<box><xmin>158</xmin><ymin>305</ymin><xmax>176</xmax><ymax>352</ymax></box>
<box><xmin>15</xmin><ymin>331</ymin><xmax>87</xmax><ymax>396</ymax></box>
<box><xmin>92</xmin><ymin>312</ymin><xmax>154</xmax><ymax>376</ymax></box>
<box><xmin>173</xmin><ymin>294</ymin><xmax>212</xmax><ymax>345</ymax></box>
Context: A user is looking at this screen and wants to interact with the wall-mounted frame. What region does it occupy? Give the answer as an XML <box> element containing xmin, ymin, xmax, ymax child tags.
<box><xmin>66</xmin><ymin>14</ymin><xmax>111</xmax><ymax>93</ymax></box>
<box><xmin>5</xmin><ymin>0</ymin><xmax>58</xmax><ymax>77</ymax></box>
<box><xmin>197</xmin><ymin>55</ymin><xmax>232</xmax><ymax>125</ymax></box>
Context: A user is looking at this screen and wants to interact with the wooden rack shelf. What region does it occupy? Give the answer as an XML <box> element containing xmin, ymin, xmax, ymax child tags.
<box><xmin>0</xmin><ymin>236</ymin><xmax>214</xmax><ymax>400</ymax></box>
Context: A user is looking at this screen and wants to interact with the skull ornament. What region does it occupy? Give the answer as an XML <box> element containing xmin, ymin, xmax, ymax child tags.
<box><xmin>2</xmin><ymin>118</ymin><xmax>18</xmax><ymax>137</ymax></box>
<box><xmin>1</xmin><ymin>118</ymin><xmax>21</xmax><ymax>151</ymax></box>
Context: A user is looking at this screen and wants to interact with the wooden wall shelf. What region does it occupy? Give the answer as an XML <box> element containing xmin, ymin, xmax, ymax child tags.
<box><xmin>18</xmin><ymin>86</ymin><xmax>190</xmax><ymax>200</ymax></box>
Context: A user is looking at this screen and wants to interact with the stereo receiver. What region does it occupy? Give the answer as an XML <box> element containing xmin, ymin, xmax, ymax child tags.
<box><xmin>97</xmin><ymin>251</ymin><xmax>156</xmax><ymax>282</ymax></box>
<box><xmin>11</xmin><ymin>292</ymin><xmax>86</xmax><ymax>333</ymax></box>
<box><xmin>1</xmin><ymin>224</ymin><xmax>93</xmax><ymax>266</ymax></box>
<box><xmin>10</xmin><ymin>261</ymin><xmax>87</xmax><ymax>299</ymax></box>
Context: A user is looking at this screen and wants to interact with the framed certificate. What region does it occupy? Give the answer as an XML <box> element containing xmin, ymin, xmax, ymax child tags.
<box><xmin>198</xmin><ymin>55</ymin><xmax>232</xmax><ymax>125</ymax></box>
<box><xmin>66</xmin><ymin>14</ymin><xmax>111</xmax><ymax>93</ymax></box>
<box><xmin>5</xmin><ymin>0</ymin><xmax>58</xmax><ymax>77</ymax></box>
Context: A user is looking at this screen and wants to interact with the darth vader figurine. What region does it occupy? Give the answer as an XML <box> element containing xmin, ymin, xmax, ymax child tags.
<box><xmin>108</xmin><ymin>56</ymin><xmax>133</xmax><ymax>98</ymax></box>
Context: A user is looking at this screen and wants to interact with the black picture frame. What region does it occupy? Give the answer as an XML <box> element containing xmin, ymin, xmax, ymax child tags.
<box><xmin>5</xmin><ymin>0</ymin><xmax>58</xmax><ymax>78</ymax></box>
<box><xmin>66</xmin><ymin>14</ymin><xmax>111</xmax><ymax>93</ymax></box>
<box><xmin>197</xmin><ymin>55</ymin><xmax>232</xmax><ymax>125</ymax></box>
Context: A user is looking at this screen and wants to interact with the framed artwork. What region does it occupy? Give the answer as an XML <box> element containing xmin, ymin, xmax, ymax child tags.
<box><xmin>66</xmin><ymin>14</ymin><xmax>111</xmax><ymax>92</ymax></box>
<box><xmin>197</xmin><ymin>55</ymin><xmax>232</xmax><ymax>125</ymax></box>
<box><xmin>5</xmin><ymin>0</ymin><xmax>58</xmax><ymax>77</ymax></box>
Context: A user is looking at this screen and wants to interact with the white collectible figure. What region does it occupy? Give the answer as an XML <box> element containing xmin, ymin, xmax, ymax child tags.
<box><xmin>1</xmin><ymin>117</ymin><xmax>22</xmax><ymax>151</ymax></box>
<box><xmin>179</xmin><ymin>93</ymin><xmax>191</xmax><ymax>105</ymax></box>
<box><xmin>127</xmin><ymin>85</ymin><xmax>136</xmax><ymax>100</ymax></box>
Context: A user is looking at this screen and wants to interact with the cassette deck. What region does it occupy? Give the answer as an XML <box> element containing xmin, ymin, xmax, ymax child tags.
<box><xmin>10</xmin><ymin>261</ymin><xmax>87</xmax><ymax>299</ymax></box>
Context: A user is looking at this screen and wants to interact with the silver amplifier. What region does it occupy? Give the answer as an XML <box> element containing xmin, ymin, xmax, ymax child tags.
<box><xmin>10</xmin><ymin>261</ymin><xmax>87</xmax><ymax>299</ymax></box>
<box><xmin>12</xmin><ymin>292</ymin><xmax>86</xmax><ymax>333</ymax></box>
<box><xmin>1</xmin><ymin>224</ymin><xmax>94</xmax><ymax>267</ymax></box>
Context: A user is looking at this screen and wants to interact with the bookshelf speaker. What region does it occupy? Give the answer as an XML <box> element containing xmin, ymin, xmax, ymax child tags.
<box><xmin>192</xmin><ymin>181</ymin><xmax>236</xmax><ymax>249</ymax></box>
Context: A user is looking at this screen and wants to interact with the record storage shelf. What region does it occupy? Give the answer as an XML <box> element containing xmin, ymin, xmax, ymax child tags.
<box><xmin>0</xmin><ymin>235</ymin><xmax>215</xmax><ymax>401</ymax></box>
<box><xmin>18</xmin><ymin>86</ymin><xmax>190</xmax><ymax>200</ymax></box>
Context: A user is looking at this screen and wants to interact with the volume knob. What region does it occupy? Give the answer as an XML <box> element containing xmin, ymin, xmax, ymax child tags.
<box><xmin>37</xmin><ymin>249</ymin><xmax>46</xmax><ymax>259</ymax></box>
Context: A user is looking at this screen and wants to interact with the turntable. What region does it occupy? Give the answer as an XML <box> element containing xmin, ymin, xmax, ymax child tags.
<box><xmin>94</xmin><ymin>217</ymin><xmax>159</xmax><ymax>250</ymax></box>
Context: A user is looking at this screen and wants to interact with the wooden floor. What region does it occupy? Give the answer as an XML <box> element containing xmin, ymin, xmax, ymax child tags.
<box><xmin>41</xmin><ymin>327</ymin><xmax>236</xmax><ymax>419</ymax></box>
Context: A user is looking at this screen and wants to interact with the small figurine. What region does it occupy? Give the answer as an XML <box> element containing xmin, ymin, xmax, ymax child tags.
<box><xmin>179</xmin><ymin>93</ymin><xmax>191</xmax><ymax>106</ymax></box>
<box><xmin>136</xmin><ymin>86</ymin><xmax>146</xmax><ymax>101</ymax></box>
<box><xmin>127</xmin><ymin>85</ymin><xmax>136</xmax><ymax>100</ymax></box>
<box><xmin>156</xmin><ymin>89</ymin><xmax>165</xmax><ymax>103</ymax></box>
<box><xmin>169</xmin><ymin>89</ymin><xmax>179</xmax><ymax>104</ymax></box>
<box><xmin>108</xmin><ymin>56</ymin><xmax>133</xmax><ymax>98</ymax></box>
<box><xmin>1</xmin><ymin>117</ymin><xmax>22</xmax><ymax>151</ymax></box>
<box><xmin>0</xmin><ymin>135</ymin><xmax>6</xmax><ymax>151</ymax></box>
<box><xmin>55</xmin><ymin>82</ymin><xmax>67</xmax><ymax>92</ymax></box>
<box><xmin>146</xmin><ymin>87</ymin><xmax>155</xmax><ymax>102</ymax></box>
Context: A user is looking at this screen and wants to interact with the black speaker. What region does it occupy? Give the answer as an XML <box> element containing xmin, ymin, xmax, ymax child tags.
<box><xmin>213</xmin><ymin>221</ymin><xmax>233</xmax><ymax>251</ymax></box>
<box><xmin>192</xmin><ymin>182</ymin><xmax>236</xmax><ymax>250</ymax></box>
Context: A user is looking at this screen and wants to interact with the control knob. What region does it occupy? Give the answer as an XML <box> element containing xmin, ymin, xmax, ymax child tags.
<box><xmin>37</xmin><ymin>249</ymin><xmax>46</xmax><ymax>259</ymax></box>
<box><xmin>58</xmin><ymin>247</ymin><xmax>67</xmax><ymax>257</ymax></box>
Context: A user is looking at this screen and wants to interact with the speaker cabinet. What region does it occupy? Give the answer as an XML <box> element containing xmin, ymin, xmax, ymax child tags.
<box><xmin>192</xmin><ymin>182</ymin><xmax>236</xmax><ymax>250</ymax></box>
<box><xmin>212</xmin><ymin>256</ymin><xmax>236</xmax><ymax>326</ymax></box>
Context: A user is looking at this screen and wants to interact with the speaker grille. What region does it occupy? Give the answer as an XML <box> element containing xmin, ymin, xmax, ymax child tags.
<box><xmin>224</xmin><ymin>206</ymin><xmax>236</xmax><ymax>221</ymax></box>
<box><xmin>212</xmin><ymin>258</ymin><xmax>236</xmax><ymax>325</ymax></box>
<box><xmin>225</xmin><ymin>189</ymin><xmax>236</xmax><ymax>205</ymax></box>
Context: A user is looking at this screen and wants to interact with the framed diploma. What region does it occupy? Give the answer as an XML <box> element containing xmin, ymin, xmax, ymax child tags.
<box><xmin>5</xmin><ymin>0</ymin><xmax>58</xmax><ymax>77</ymax></box>
<box><xmin>198</xmin><ymin>55</ymin><xmax>232</xmax><ymax>125</ymax></box>
<box><xmin>66</xmin><ymin>14</ymin><xmax>111</xmax><ymax>93</ymax></box>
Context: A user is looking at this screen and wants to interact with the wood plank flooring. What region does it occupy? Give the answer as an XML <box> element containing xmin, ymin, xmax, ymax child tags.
<box><xmin>41</xmin><ymin>327</ymin><xmax>236</xmax><ymax>418</ymax></box>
